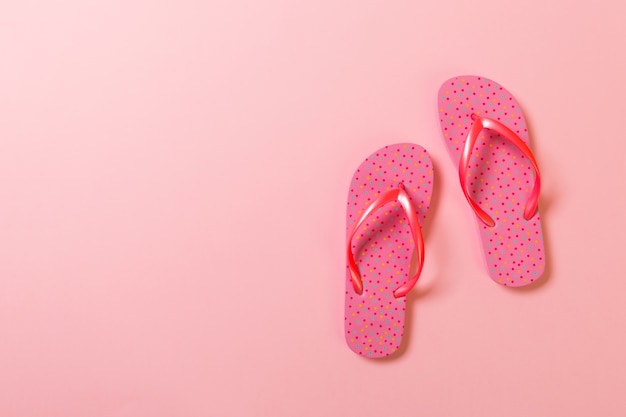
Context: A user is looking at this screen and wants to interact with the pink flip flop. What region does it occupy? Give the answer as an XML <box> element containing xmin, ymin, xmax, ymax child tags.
<box><xmin>344</xmin><ymin>143</ymin><xmax>434</xmax><ymax>358</ymax></box>
<box><xmin>438</xmin><ymin>75</ymin><xmax>545</xmax><ymax>287</ymax></box>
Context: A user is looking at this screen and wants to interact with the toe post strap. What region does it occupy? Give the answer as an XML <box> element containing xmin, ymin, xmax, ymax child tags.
<box><xmin>460</xmin><ymin>114</ymin><xmax>541</xmax><ymax>227</ymax></box>
<box><xmin>347</xmin><ymin>183</ymin><xmax>425</xmax><ymax>298</ymax></box>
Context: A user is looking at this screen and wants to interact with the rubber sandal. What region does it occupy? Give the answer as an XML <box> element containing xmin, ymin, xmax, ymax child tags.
<box><xmin>344</xmin><ymin>143</ymin><xmax>434</xmax><ymax>358</ymax></box>
<box><xmin>437</xmin><ymin>75</ymin><xmax>545</xmax><ymax>287</ymax></box>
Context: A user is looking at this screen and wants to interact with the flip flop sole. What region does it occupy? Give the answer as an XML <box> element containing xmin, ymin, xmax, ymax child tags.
<box><xmin>344</xmin><ymin>143</ymin><xmax>433</xmax><ymax>358</ymax></box>
<box><xmin>438</xmin><ymin>75</ymin><xmax>545</xmax><ymax>286</ymax></box>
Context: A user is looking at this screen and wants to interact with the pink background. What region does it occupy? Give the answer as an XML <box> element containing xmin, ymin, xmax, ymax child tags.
<box><xmin>1</xmin><ymin>0</ymin><xmax>625</xmax><ymax>416</ymax></box>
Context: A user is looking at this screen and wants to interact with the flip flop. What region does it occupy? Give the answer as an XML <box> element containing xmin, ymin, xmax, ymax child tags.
<box><xmin>344</xmin><ymin>143</ymin><xmax>434</xmax><ymax>358</ymax></box>
<box><xmin>437</xmin><ymin>75</ymin><xmax>545</xmax><ymax>287</ymax></box>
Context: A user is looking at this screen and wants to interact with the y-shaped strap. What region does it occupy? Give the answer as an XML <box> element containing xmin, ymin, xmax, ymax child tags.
<box><xmin>460</xmin><ymin>114</ymin><xmax>541</xmax><ymax>227</ymax></box>
<box><xmin>347</xmin><ymin>183</ymin><xmax>424</xmax><ymax>298</ymax></box>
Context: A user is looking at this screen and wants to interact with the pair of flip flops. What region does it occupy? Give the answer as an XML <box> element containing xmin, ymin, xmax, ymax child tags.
<box><xmin>344</xmin><ymin>75</ymin><xmax>545</xmax><ymax>358</ymax></box>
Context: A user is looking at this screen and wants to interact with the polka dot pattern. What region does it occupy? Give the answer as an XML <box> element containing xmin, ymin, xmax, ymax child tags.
<box><xmin>345</xmin><ymin>143</ymin><xmax>434</xmax><ymax>358</ymax></box>
<box><xmin>438</xmin><ymin>75</ymin><xmax>545</xmax><ymax>286</ymax></box>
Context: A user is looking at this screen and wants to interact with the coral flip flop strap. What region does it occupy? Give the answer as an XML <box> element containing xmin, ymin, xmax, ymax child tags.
<box><xmin>460</xmin><ymin>114</ymin><xmax>541</xmax><ymax>227</ymax></box>
<box><xmin>347</xmin><ymin>183</ymin><xmax>424</xmax><ymax>298</ymax></box>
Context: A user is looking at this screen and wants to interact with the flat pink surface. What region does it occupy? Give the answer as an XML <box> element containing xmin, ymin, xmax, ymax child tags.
<box><xmin>1</xmin><ymin>1</ymin><xmax>625</xmax><ymax>416</ymax></box>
